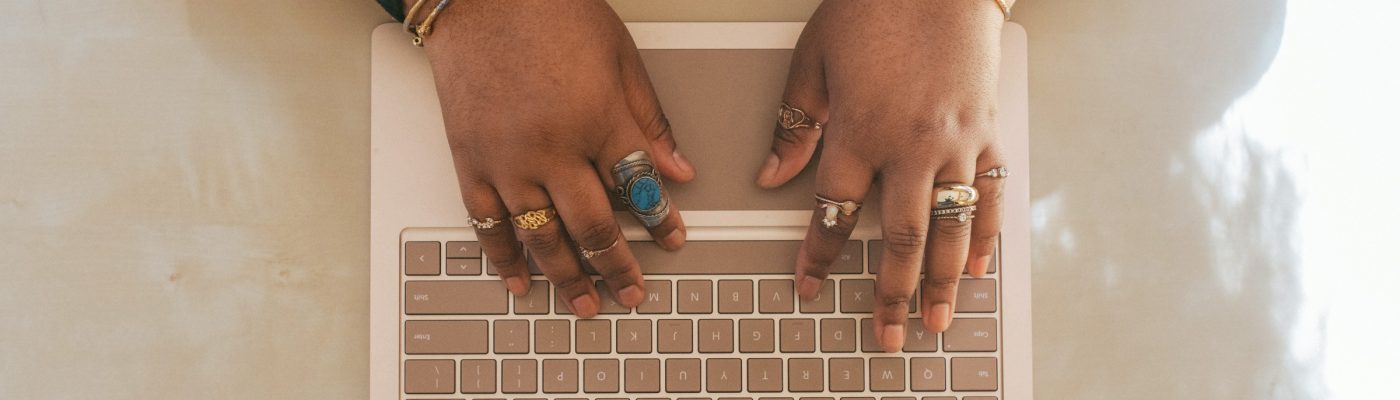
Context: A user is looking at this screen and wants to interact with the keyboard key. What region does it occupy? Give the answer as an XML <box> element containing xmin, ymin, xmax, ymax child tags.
<box><xmin>584</xmin><ymin>359</ymin><xmax>620</xmax><ymax>393</ymax></box>
<box><xmin>625</xmin><ymin>359</ymin><xmax>662</xmax><ymax>393</ymax></box>
<box><xmin>665</xmin><ymin>358</ymin><xmax>702</xmax><ymax>393</ymax></box>
<box><xmin>719</xmin><ymin>280</ymin><xmax>754</xmax><ymax>314</ymax></box>
<box><xmin>746</xmin><ymin>358</ymin><xmax>783</xmax><ymax>392</ymax></box>
<box><xmin>956</xmin><ymin>278</ymin><xmax>997</xmax><ymax>312</ymax></box>
<box><xmin>501</xmin><ymin>359</ymin><xmax>538</xmax><ymax>394</ymax></box>
<box><xmin>779</xmin><ymin>318</ymin><xmax>816</xmax><ymax>353</ymax></box>
<box><xmin>869</xmin><ymin>357</ymin><xmax>905</xmax><ymax>392</ymax></box>
<box><xmin>909</xmin><ymin>357</ymin><xmax>946</xmax><ymax>391</ymax></box>
<box><xmin>797</xmin><ymin>279</ymin><xmax>835</xmax><ymax>313</ymax></box>
<box><xmin>459</xmin><ymin>359</ymin><xmax>496</xmax><ymax>394</ymax></box>
<box><xmin>629</xmin><ymin>240</ymin><xmax>861</xmax><ymax>274</ymax></box>
<box><xmin>403</xmin><ymin>359</ymin><xmax>454</xmax><ymax>394</ymax></box>
<box><xmin>950</xmin><ymin>357</ymin><xmax>998</xmax><ymax>391</ymax></box>
<box><xmin>859</xmin><ymin>319</ymin><xmax>886</xmax><ymax>353</ymax></box>
<box><xmin>828</xmin><ymin>358</ymin><xmax>864</xmax><ymax>392</ymax></box>
<box><xmin>922</xmin><ymin>397</ymin><xmax>957</xmax><ymax>400</ymax></box>
<box><xmin>494</xmin><ymin>320</ymin><xmax>530</xmax><ymax>354</ymax></box>
<box><xmin>445</xmin><ymin>258</ymin><xmax>482</xmax><ymax>275</ymax></box>
<box><xmin>515</xmin><ymin>280</ymin><xmax>550</xmax><ymax>314</ymax></box>
<box><xmin>445</xmin><ymin>241</ymin><xmax>481</xmax><ymax>258</ymax></box>
<box><xmin>657</xmin><ymin>319</ymin><xmax>694</xmax><ymax>353</ymax></box>
<box><xmin>698</xmin><ymin>319</ymin><xmax>734</xmax><ymax>353</ymax></box>
<box><xmin>840</xmin><ymin>280</ymin><xmax>875</xmax><ymax>313</ymax></box>
<box><xmin>617</xmin><ymin>319</ymin><xmax>653</xmax><ymax>354</ymax></box>
<box><xmin>706</xmin><ymin>358</ymin><xmax>742</xmax><ymax>392</ymax></box>
<box><xmin>404</xmin><ymin>241</ymin><xmax>441</xmax><ymax>276</ymax></box>
<box><xmin>943</xmin><ymin>318</ymin><xmax>997</xmax><ymax>352</ymax></box>
<box><xmin>404</xmin><ymin>320</ymin><xmax>487</xmax><ymax>354</ymax></box>
<box><xmin>820</xmin><ymin>318</ymin><xmax>857</xmax><ymax>353</ymax></box>
<box><xmin>965</xmin><ymin>397</ymin><xmax>1000</xmax><ymax>400</ymax></box>
<box><xmin>739</xmin><ymin>319</ymin><xmax>775</xmax><ymax>353</ymax></box>
<box><xmin>903</xmin><ymin>318</ymin><xmax>939</xmax><ymax>352</ymax></box>
<box><xmin>758</xmin><ymin>279</ymin><xmax>795</xmax><ymax>313</ymax></box>
<box><xmin>404</xmin><ymin>281</ymin><xmax>507</xmax><ymax>315</ymax></box>
<box><xmin>596</xmin><ymin>280</ymin><xmax>631</xmax><ymax>314</ymax></box>
<box><xmin>638</xmin><ymin>280</ymin><xmax>673</xmax><ymax>314</ymax></box>
<box><xmin>534</xmin><ymin>319</ymin><xmax>570</xmax><ymax>354</ymax></box>
<box><xmin>787</xmin><ymin>358</ymin><xmax>823</xmax><ymax>392</ymax></box>
<box><xmin>677</xmin><ymin>280</ymin><xmax>713</xmax><ymax>314</ymax></box>
<box><xmin>577</xmin><ymin>319</ymin><xmax>612</xmax><ymax>354</ymax></box>
<box><xmin>542</xmin><ymin>359</ymin><xmax>579</xmax><ymax>393</ymax></box>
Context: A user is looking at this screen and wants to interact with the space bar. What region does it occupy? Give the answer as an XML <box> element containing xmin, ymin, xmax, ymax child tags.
<box><xmin>628</xmin><ymin>240</ymin><xmax>862</xmax><ymax>274</ymax></box>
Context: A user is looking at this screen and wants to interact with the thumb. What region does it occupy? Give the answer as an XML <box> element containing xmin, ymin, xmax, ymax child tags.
<box><xmin>757</xmin><ymin>33</ymin><xmax>828</xmax><ymax>189</ymax></box>
<box><xmin>618</xmin><ymin>46</ymin><xmax>696</xmax><ymax>183</ymax></box>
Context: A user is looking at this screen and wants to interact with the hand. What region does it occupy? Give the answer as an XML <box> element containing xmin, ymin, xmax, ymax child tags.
<box><xmin>758</xmin><ymin>0</ymin><xmax>1008</xmax><ymax>350</ymax></box>
<box><xmin>419</xmin><ymin>0</ymin><xmax>694</xmax><ymax>317</ymax></box>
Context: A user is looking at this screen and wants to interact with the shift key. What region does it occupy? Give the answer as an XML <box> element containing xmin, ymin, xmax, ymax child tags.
<box><xmin>404</xmin><ymin>281</ymin><xmax>508</xmax><ymax>315</ymax></box>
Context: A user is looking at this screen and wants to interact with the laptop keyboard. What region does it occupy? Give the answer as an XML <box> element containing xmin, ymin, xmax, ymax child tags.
<box><xmin>400</xmin><ymin>238</ymin><xmax>1003</xmax><ymax>400</ymax></box>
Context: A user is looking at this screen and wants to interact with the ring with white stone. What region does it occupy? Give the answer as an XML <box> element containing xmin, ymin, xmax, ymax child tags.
<box><xmin>467</xmin><ymin>216</ymin><xmax>505</xmax><ymax>230</ymax></box>
<box><xmin>814</xmin><ymin>194</ymin><xmax>862</xmax><ymax>229</ymax></box>
<box><xmin>977</xmin><ymin>166</ymin><xmax>1010</xmax><ymax>179</ymax></box>
<box><xmin>931</xmin><ymin>205</ymin><xmax>977</xmax><ymax>223</ymax></box>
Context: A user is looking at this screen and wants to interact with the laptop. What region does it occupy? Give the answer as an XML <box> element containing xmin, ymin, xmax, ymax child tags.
<box><xmin>370</xmin><ymin>22</ymin><xmax>1031</xmax><ymax>400</ymax></box>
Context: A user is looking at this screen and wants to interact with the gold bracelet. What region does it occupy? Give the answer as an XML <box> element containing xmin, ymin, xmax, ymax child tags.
<box><xmin>993</xmin><ymin>0</ymin><xmax>1012</xmax><ymax>20</ymax></box>
<box><xmin>414</xmin><ymin>0</ymin><xmax>452</xmax><ymax>47</ymax></box>
<box><xmin>403</xmin><ymin>0</ymin><xmax>429</xmax><ymax>34</ymax></box>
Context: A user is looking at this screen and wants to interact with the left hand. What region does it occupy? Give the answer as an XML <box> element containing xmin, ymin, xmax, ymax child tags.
<box><xmin>756</xmin><ymin>0</ymin><xmax>1008</xmax><ymax>351</ymax></box>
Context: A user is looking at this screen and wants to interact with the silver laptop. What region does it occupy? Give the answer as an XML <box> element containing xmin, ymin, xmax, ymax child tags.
<box><xmin>370</xmin><ymin>22</ymin><xmax>1032</xmax><ymax>400</ymax></box>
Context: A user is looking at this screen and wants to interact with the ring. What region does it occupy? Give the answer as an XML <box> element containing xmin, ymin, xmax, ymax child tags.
<box><xmin>612</xmin><ymin>151</ymin><xmax>671</xmax><ymax>228</ymax></box>
<box><xmin>932</xmin><ymin>205</ymin><xmax>978</xmax><ymax>223</ymax></box>
<box><xmin>579</xmin><ymin>237</ymin><xmax>621</xmax><ymax>260</ymax></box>
<box><xmin>934</xmin><ymin>184</ymin><xmax>979</xmax><ymax>209</ymax></box>
<box><xmin>977</xmin><ymin>166</ymin><xmax>1010</xmax><ymax>179</ymax></box>
<box><xmin>814</xmin><ymin>194</ymin><xmax>862</xmax><ymax>229</ymax></box>
<box><xmin>511</xmin><ymin>207</ymin><xmax>557</xmax><ymax>230</ymax></box>
<box><xmin>778</xmin><ymin>103</ymin><xmax>824</xmax><ymax>131</ymax></box>
<box><xmin>467</xmin><ymin>216</ymin><xmax>505</xmax><ymax>230</ymax></box>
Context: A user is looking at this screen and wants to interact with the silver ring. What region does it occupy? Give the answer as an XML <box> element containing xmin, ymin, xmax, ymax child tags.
<box><xmin>934</xmin><ymin>212</ymin><xmax>977</xmax><ymax>222</ymax></box>
<box><xmin>468</xmin><ymin>216</ymin><xmax>505</xmax><ymax>230</ymax></box>
<box><xmin>612</xmin><ymin>151</ymin><xmax>671</xmax><ymax>228</ymax></box>
<box><xmin>934</xmin><ymin>184</ymin><xmax>979</xmax><ymax>209</ymax></box>
<box><xmin>579</xmin><ymin>237</ymin><xmax>621</xmax><ymax>260</ymax></box>
<box><xmin>815</xmin><ymin>194</ymin><xmax>862</xmax><ymax>229</ymax></box>
<box><xmin>977</xmin><ymin>166</ymin><xmax>1010</xmax><ymax>179</ymax></box>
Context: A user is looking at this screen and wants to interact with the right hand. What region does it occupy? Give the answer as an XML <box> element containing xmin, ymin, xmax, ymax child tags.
<box><xmin>417</xmin><ymin>0</ymin><xmax>695</xmax><ymax>317</ymax></box>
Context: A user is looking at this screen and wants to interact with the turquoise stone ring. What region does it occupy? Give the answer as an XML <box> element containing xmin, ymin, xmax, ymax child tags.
<box><xmin>612</xmin><ymin>151</ymin><xmax>671</xmax><ymax>227</ymax></box>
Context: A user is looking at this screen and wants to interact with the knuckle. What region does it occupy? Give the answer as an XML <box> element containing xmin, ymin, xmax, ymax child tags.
<box><xmin>933</xmin><ymin>219</ymin><xmax>973</xmax><ymax>242</ymax></box>
<box><xmin>925</xmin><ymin>275</ymin><xmax>961</xmax><ymax>293</ymax></box>
<box><xmin>643</xmin><ymin>112</ymin><xmax>675</xmax><ymax>142</ymax></box>
<box><xmin>572</xmin><ymin>218</ymin><xmax>620</xmax><ymax>249</ymax></box>
<box><xmin>883</xmin><ymin>222</ymin><xmax>929</xmax><ymax>258</ymax></box>
<box><xmin>879</xmin><ymin>292</ymin><xmax>913</xmax><ymax>309</ymax></box>
<box><xmin>551</xmin><ymin>272</ymin><xmax>594</xmax><ymax>294</ymax></box>
<box><xmin>518</xmin><ymin>229</ymin><xmax>564</xmax><ymax>255</ymax></box>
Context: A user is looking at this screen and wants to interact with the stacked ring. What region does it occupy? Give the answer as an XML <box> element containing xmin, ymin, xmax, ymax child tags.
<box><xmin>934</xmin><ymin>184</ymin><xmax>980</xmax><ymax>209</ymax></box>
<box><xmin>932</xmin><ymin>205</ymin><xmax>978</xmax><ymax>223</ymax></box>
<box><xmin>467</xmin><ymin>216</ymin><xmax>505</xmax><ymax>230</ymax></box>
<box><xmin>511</xmin><ymin>207</ymin><xmax>557</xmax><ymax>230</ymax></box>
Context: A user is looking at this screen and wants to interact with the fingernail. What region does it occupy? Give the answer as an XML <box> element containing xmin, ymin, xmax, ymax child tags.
<box><xmin>882</xmin><ymin>324</ymin><xmax>906</xmax><ymax>352</ymax></box>
<box><xmin>505</xmin><ymin>276</ymin><xmax>529</xmax><ymax>296</ymax></box>
<box><xmin>757</xmin><ymin>153</ymin><xmax>780</xmax><ymax>185</ymax></box>
<box><xmin>797</xmin><ymin>274</ymin><xmax>823</xmax><ymax>300</ymax></box>
<box><xmin>673</xmin><ymin>150</ymin><xmax>695</xmax><ymax>176</ymax></box>
<box><xmin>618</xmin><ymin>284</ymin><xmax>645</xmax><ymax>307</ymax></box>
<box><xmin>571</xmin><ymin>294</ymin><xmax>599</xmax><ymax>318</ymax></box>
<box><xmin>928</xmin><ymin>303</ymin><xmax>952</xmax><ymax>332</ymax></box>
<box><xmin>970</xmin><ymin>255</ymin><xmax>991</xmax><ymax>277</ymax></box>
<box><xmin>660</xmin><ymin>228</ymin><xmax>686</xmax><ymax>251</ymax></box>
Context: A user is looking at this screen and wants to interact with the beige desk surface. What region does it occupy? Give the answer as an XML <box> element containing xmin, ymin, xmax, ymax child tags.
<box><xmin>4</xmin><ymin>1</ymin><xmax>1398</xmax><ymax>399</ymax></box>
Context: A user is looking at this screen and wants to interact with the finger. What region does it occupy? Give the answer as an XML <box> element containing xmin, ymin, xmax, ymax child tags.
<box><xmin>618</xmin><ymin>43</ymin><xmax>695</xmax><ymax>182</ymax></box>
<box><xmin>498</xmin><ymin>184</ymin><xmax>601</xmax><ymax>318</ymax></box>
<box><xmin>967</xmin><ymin>146</ymin><xmax>1007</xmax><ymax>278</ymax></box>
<box><xmin>795</xmin><ymin>149</ymin><xmax>875</xmax><ymax>301</ymax></box>
<box><xmin>457</xmin><ymin>176</ymin><xmax>530</xmax><ymax>297</ymax></box>
<box><xmin>921</xmin><ymin>163</ymin><xmax>978</xmax><ymax>334</ymax></box>
<box><xmin>873</xmin><ymin>164</ymin><xmax>937</xmax><ymax>352</ymax></box>
<box><xmin>757</xmin><ymin>28</ymin><xmax>828</xmax><ymax>188</ymax></box>
<box><xmin>546</xmin><ymin>168</ymin><xmax>646</xmax><ymax>308</ymax></box>
<box><xmin>601</xmin><ymin>113</ymin><xmax>687</xmax><ymax>252</ymax></box>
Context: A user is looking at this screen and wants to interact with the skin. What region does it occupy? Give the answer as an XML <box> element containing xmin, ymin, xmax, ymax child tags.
<box><xmin>412</xmin><ymin>0</ymin><xmax>1011</xmax><ymax>351</ymax></box>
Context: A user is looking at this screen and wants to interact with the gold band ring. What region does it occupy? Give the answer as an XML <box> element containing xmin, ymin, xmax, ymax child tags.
<box><xmin>779</xmin><ymin>103</ymin><xmax>824</xmax><ymax>131</ymax></box>
<box><xmin>934</xmin><ymin>184</ymin><xmax>980</xmax><ymax>209</ymax></box>
<box><xmin>579</xmin><ymin>237</ymin><xmax>621</xmax><ymax>260</ymax></box>
<box><xmin>511</xmin><ymin>207</ymin><xmax>557</xmax><ymax>230</ymax></box>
